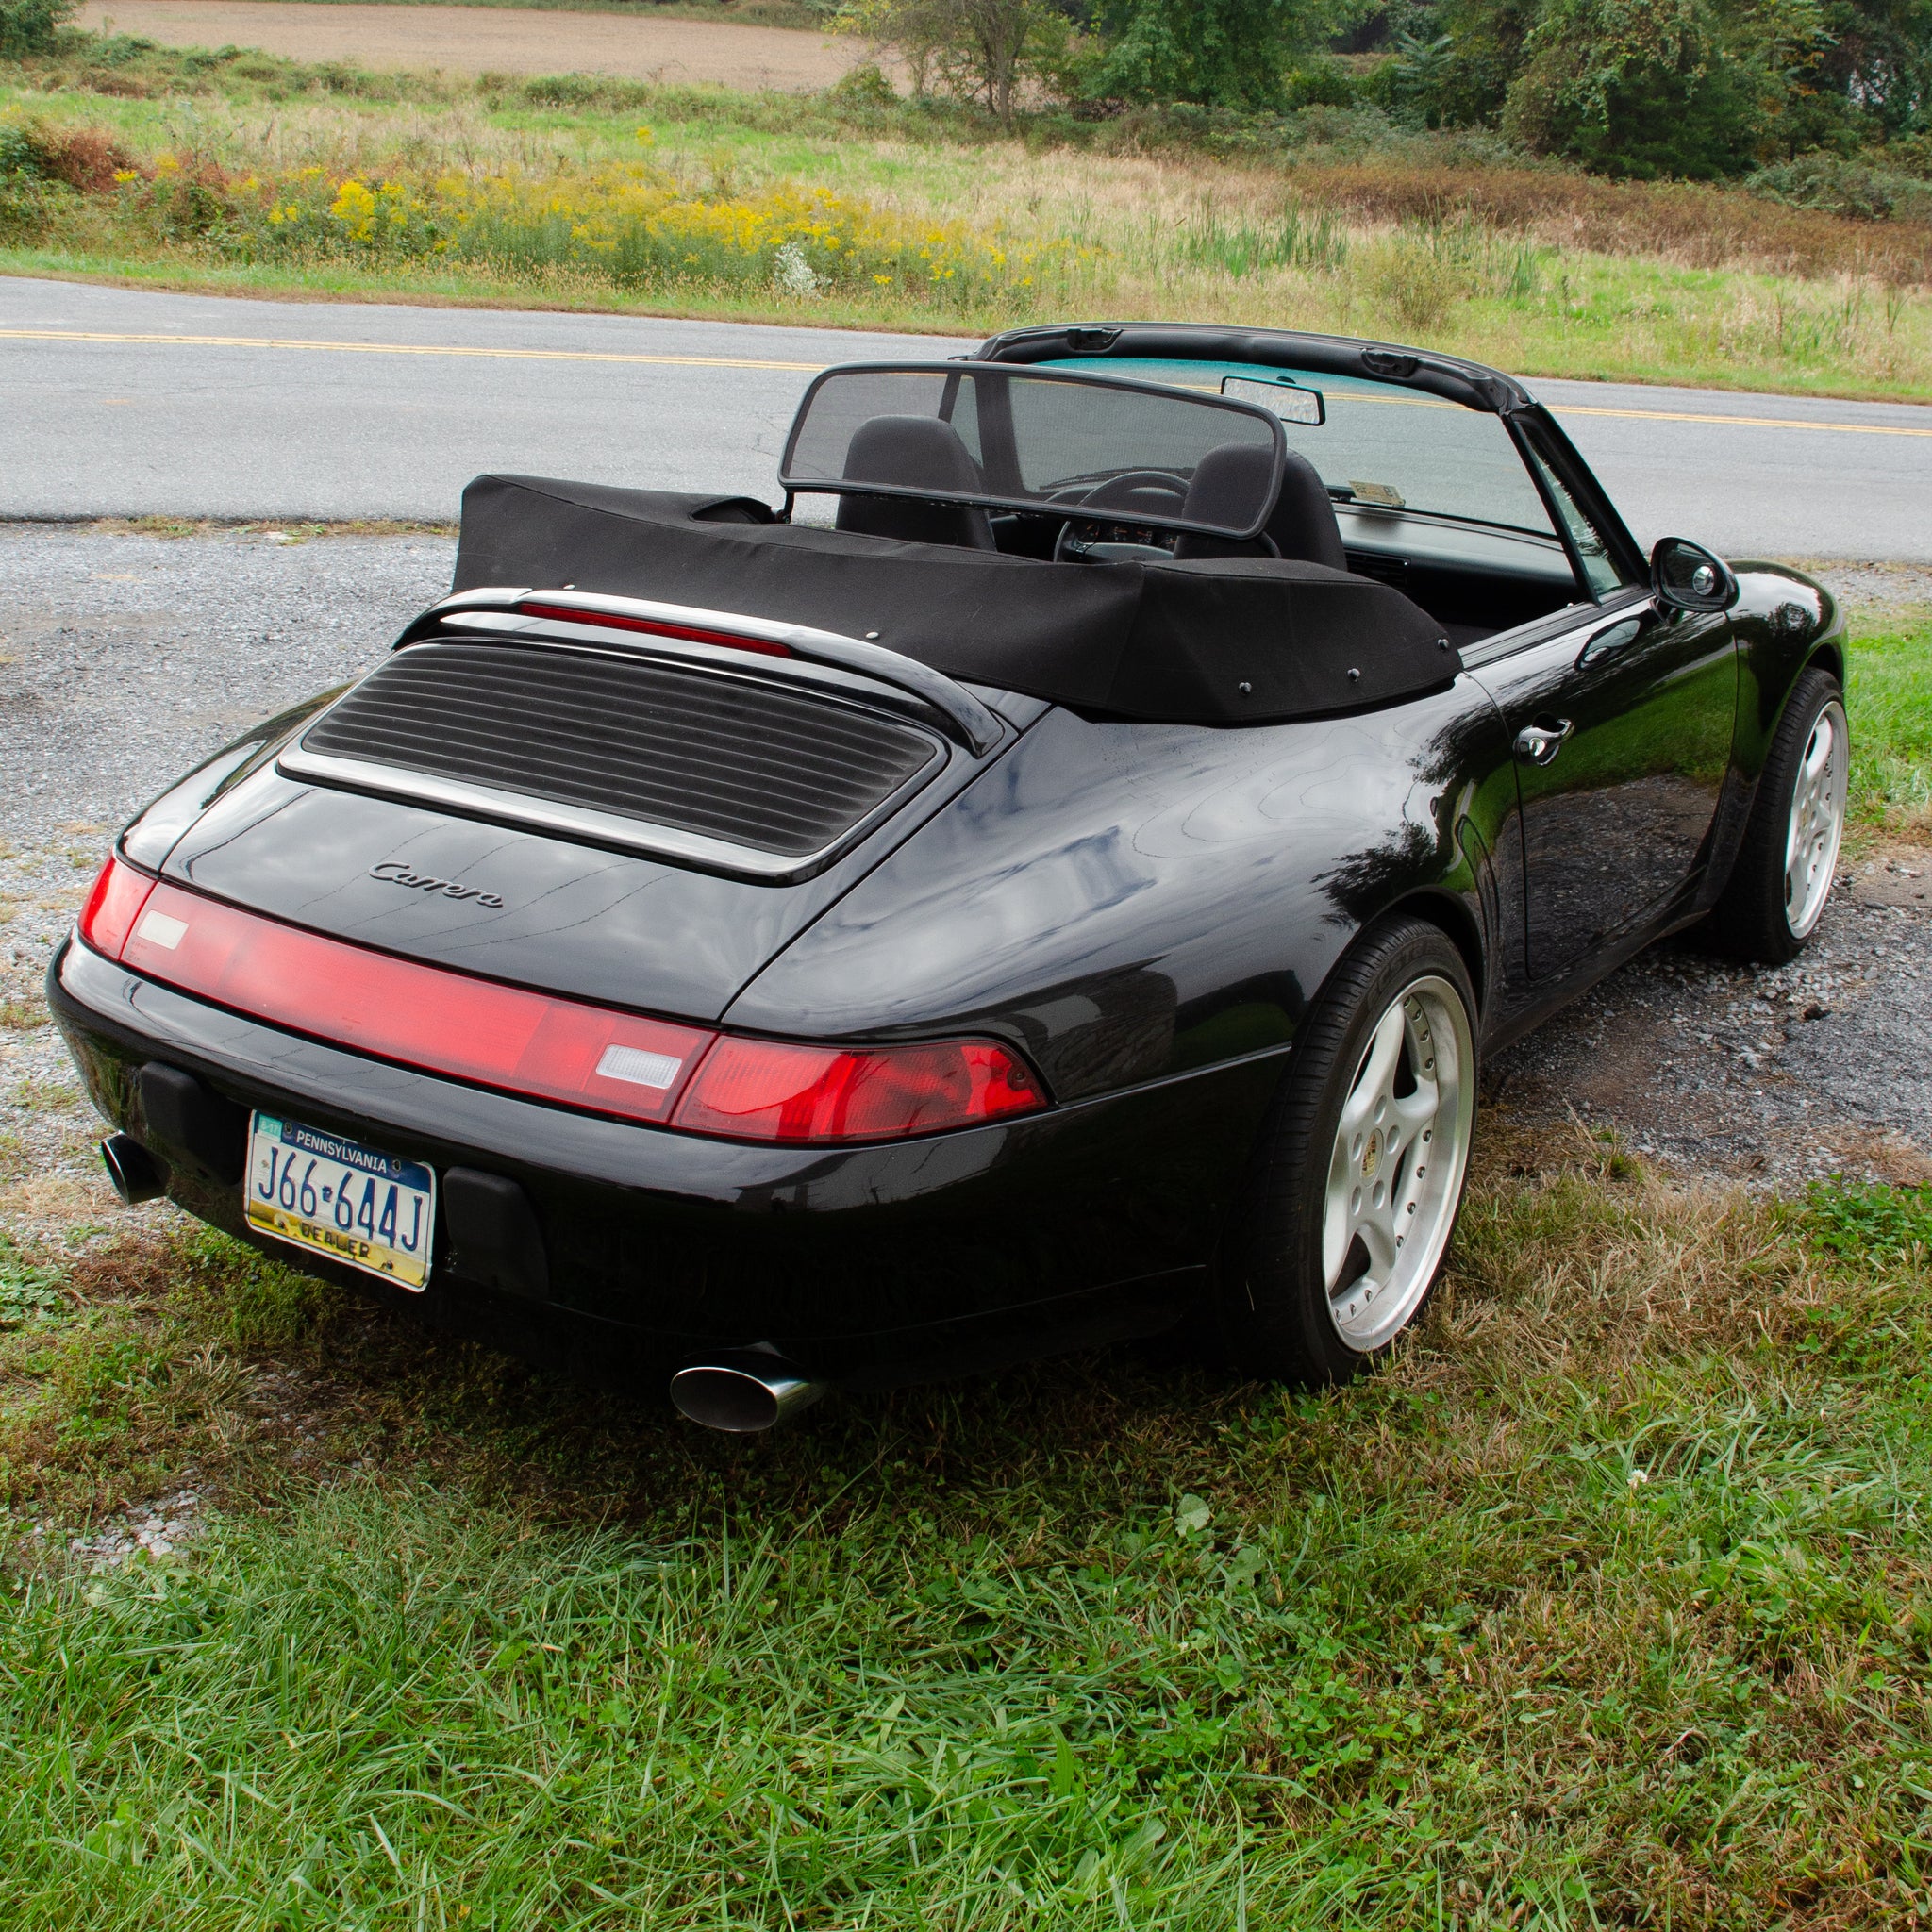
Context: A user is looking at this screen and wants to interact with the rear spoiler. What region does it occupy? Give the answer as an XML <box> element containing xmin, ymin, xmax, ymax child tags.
<box><xmin>397</xmin><ymin>587</ymin><xmax>1006</xmax><ymax>758</ymax></box>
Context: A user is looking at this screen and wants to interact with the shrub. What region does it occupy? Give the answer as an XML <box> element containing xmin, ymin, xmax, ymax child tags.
<box><xmin>1748</xmin><ymin>151</ymin><xmax>1932</xmax><ymax>221</ymax></box>
<box><xmin>0</xmin><ymin>116</ymin><xmax>136</xmax><ymax>189</ymax></box>
<box><xmin>1501</xmin><ymin>0</ymin><xmax>1762</xmax><ymax>178</ymax></box>
<box><xmin>828</xmin><ymin>59</ymin><xmax>900</xmax><ymax>107</ymax></box>
<box><xmin>1080</xmin><ymin>0</ymin><xmax>1319</xmax><ymax>110</ymax></box>
<box><xmin>1282</xmin><ymin>59</ymin><xmax>1357</xmax><ymax>109</ymax></box>
<box><xmin>0</xmin><ymin>0</ymin><xmax>74</xmax><ymax>58</ymax></box>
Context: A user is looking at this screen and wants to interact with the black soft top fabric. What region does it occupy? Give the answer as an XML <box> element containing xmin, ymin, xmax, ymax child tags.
<box><xmin>452</xmin><ymin>474</ymin><xmax>1462</xmax><ymax>725</ymax></box>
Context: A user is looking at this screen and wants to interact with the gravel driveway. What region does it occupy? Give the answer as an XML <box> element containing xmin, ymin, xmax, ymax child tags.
<box><xmin>1</xmin><ymin>525</ymin><xmax>1926</xmax><ymax>1255</ymax></box>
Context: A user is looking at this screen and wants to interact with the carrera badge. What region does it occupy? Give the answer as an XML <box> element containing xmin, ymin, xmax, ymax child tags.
<box><xmin>369</xmin><ymin>861</ymin><xmax>505</xmax><ymax>908</ymax></box>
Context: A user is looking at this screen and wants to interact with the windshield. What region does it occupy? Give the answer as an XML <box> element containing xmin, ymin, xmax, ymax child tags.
<box><xmin>780</xmin><ymin>363</ymin><xmax>1287</xmax><ymax>541</ymax></box>
<box><xmin>1036</xmin><ymin>357</ymin><xmax>1557</xmax><ymax>540</ymax></box>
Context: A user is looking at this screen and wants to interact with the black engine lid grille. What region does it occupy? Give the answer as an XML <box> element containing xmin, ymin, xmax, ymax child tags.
<box><xmin>300</xmin><ymin>641</ymin><xmax>942</xmax><ymax>858</ymax></box>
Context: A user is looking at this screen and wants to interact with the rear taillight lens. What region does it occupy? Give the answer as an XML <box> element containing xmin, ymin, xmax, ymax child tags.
<box><xmin>671</xmin><ymin>1035</ymin><xmax>1042</xmax><ymax>1143</ymax></box>
<box><xmin>79</xmin><ymin>874</ymin><xmax>1047</xmax><ymax>1143</ymax></box>
<box><xmin>111</xmin><ymin>881</ymin><xmax>711</xmax><ymax>1124</ymax></box>
<box><xmin>77</xmin><ymin>856</ymin><xmax>157</xmax><ymax>958</ymax></box>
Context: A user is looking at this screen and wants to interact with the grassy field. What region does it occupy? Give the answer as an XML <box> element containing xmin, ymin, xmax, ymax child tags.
<box><xmin>0</xmin><ymin>607</ymin><xmax>1926</xmax><ymax>1926</ymax></box>
<box><xmin>1849</xmin><ymin>608</ymin><xmax>1932</xmax><ymax>841</ymax></box>
<box><xmin>4</xmin><ymin>41</ymin><xmax>1932</xmax><ymax>398</ymax></box>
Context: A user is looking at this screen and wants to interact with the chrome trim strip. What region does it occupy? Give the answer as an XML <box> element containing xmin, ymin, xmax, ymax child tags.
<box><xmin>419</xmin><ymin>588</ymin><xmax>1006</xmax><ymax>757</ymax></box>
<box><xmin>276</xmin><ymin>741</ymin><xmax>947</xmax><ymax>884</ymax></box>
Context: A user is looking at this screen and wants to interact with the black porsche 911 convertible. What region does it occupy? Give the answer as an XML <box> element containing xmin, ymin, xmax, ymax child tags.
<box><xmin>52</xmin><ymin>321</ymin><xmax>1849</xmax><ymax>1430</ymax></box>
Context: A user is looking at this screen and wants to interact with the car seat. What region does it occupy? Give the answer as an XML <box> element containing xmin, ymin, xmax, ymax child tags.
<box><xmin>834</xmin><ymin>416</ymin><xmax>996</xmax><ymax>550</ymax></box>
<box><xmin>1173</xmin><ymin>446</ymin><xmax>1348</xmax><ymax>571</ymax></box>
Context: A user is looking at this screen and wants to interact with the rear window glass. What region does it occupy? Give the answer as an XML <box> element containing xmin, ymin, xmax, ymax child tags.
<box><xmin>1039</xmin><ymin>358</ymin><xmax>1557</xmax><ymax>539</ymax></box>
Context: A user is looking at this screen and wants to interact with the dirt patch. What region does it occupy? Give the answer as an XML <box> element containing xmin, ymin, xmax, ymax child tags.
<box><xmin>74</xmin><ymin>0</ymin><xmax>879</xmax><ymax>89</ymax></box>
<box><xmin>1487</xmin><ymin>850</ymin><xmax>1932</xmax><ymax>1190</ymax></box>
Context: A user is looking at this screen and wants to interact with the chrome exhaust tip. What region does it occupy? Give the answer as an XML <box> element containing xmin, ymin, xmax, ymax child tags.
<box><xmin>671</xmin><ymin>1346</ymin><xmax>825</xmax><ymax>1433</ymax></box>
<box><xmin>100</xmin><ymin>1133</ymin><xmax>168</xmax><ymax>1206</ymax></box>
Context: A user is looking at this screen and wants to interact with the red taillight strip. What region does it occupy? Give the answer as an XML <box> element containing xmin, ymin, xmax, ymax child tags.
<box><xmin>516</xmin><ymin>602</ymin><xmax>793</xmax><ymax>659</ymax></box>
<box><xmin>75</xmin><ymin>858</ymin><xmax>1048</xmax><ymax>1143</ymax></box>
<box><xmin>85</xmin><ymin>861</ymin><xmax>711</xmax><ymax>1125</ymax></box>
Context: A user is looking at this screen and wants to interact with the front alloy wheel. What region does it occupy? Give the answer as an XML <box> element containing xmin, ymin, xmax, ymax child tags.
<box><xmin>1708</xmin><ymin>666</ymin><xmax>1849</xmax><ymax>964</ymax></box>
<box><xmin>1784</xmin><ymin>697</ymin><xmax>1848</xmax><ymax>941</ymax></box>
<box><xmin>1219</xmin><ymin>916</ymin><xmax>1479</xmax><ymax>1385</ymax></box>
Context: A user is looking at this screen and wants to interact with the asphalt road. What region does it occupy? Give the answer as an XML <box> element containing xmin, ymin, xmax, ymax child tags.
<box><xmin>5</xmin><ymin>275</ymin><xmax>1931</xmax><ymax>559</ymax></box>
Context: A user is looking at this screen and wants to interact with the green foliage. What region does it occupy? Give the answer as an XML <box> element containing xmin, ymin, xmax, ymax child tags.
<box><xmin>1174</xmin><ymin>194</ymin><xmax>1351</xmax><ymax>271</ymax></box>
<box><xmin>1749</xmin><ymin>149</ymin><xmax>1932</xmax><ymax>217</ymax></box>
<box><xmin>1806</xmin><ymin>1178</ymin><xmax>1932</xmax><ymax>1263</ymax></box>
<box><xmin>1501</xmin><ymin>0</ymin><xmax>1763</xmax><ymax>176</ymax></box>
<box><xmin>0</xmin><ymin>0</ymin><xmax>72</xmax><ymax>58</ymax></box>
<box><xmin>0</xmin><ymin>1235</ymin><xmax>64</xmax><ymax>1328</ymax></box>
<box><xmin>1844</xmin><ymin>610</ymin><xmax>1932</xmax><ymax>834</ymax></box>
<box><xmin>1804</xmin><ymin>0</ymin><xmax>1932</xmax><ymax>142</ymax></box>
<box><xmin>1374</xmin><ymin>0</ymin><xmax>1930</xmax><ymax>175</ymax></box>
<box><xmin>834</xmin><ymin>0</ymin><xmax>1062</xmax><ymax>115</ymax></box>
<box><xmin>1083</xmin><ymin>0</ymin><xmax>1327</xmax><ymax>108</ymax></box>
<box><xmin>1283</xmin><ymin>57</ymin><xmax>1361</xmax><ymax>106</ymax></box>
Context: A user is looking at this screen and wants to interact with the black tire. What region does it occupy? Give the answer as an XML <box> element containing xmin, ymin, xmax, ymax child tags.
<box><xmin>1707</xmin><ymin>666</ymin><xmax>1849</xmax><ymax>964</ymax></box>
<box><xmin>1216</xmin><ymin>915</ymin><xmax>1479</xmax><ymax>1385</ymax></box>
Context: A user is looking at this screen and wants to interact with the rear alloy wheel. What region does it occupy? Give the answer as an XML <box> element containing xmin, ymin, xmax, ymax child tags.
<box><xmin>1708</xmin><ymin>667</ymin><xmax>1849</xmax><ymax>963</ymax></box>
<box><xmin>1218</xmin><ymin>917</ymin><xmax>1478</xmax><ymax>1385</ymax></box>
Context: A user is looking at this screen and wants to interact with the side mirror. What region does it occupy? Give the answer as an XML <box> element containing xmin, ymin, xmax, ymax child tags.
<box><xmin>1652</xmin><ymin>537</ymin><xmax>1739</xmax><ymax>613</ymax></box>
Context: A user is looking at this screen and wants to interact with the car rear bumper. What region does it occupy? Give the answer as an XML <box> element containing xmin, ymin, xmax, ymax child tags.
<box><xmin>50</xmin><ymin>940</ymin><xmax>1287</xmax><ymax>1391</ymax></box>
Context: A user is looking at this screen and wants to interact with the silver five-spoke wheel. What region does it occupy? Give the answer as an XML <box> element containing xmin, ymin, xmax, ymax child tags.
<box><xmin>1218</xmin><ymin>916</ymin><xmax>1479</xmax><ymax>1385</ymax></box>
<box><xmin>1784</xmin><ymin>697</ymin><xmax>1848</xmax><ymax>941</ymax></box>
<box><xmin>1321</xmin><ymin>974</ymin><xmax>1475</xmax><ymax>1351</ymax></box>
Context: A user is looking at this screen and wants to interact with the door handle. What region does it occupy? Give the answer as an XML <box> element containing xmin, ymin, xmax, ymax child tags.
<box><xmin>1514</xmin><ymin>718</ymin><xmax>1574</xmax><ymax>766</ymax></box>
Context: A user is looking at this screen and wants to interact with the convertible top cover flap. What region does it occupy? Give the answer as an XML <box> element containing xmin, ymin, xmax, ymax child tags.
<box><xmin>452</xmin><ymin>475</ymin><xmax>1461</xmax><ymax>724</ymax></box>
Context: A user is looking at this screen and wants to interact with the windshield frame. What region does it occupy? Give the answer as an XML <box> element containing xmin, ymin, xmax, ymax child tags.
<box><xmin>976</xmin><ymin>323</ymin><xmax>1650</xmax><ymax>597</ymax></box>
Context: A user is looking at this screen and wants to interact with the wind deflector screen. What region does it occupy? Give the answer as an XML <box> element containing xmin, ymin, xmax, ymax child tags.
<box><xmin>780</xmin><ymin>363</ymin><xmax>1287</xmax><ymax>541</ymax></box>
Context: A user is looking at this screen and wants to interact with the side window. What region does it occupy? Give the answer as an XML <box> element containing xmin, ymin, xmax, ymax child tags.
<box><xmin>1524</xmin><ymin>445</ymin><xmax>1634</xmax><ymax>599</ymax></box>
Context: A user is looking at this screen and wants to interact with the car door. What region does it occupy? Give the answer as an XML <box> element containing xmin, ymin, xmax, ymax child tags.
<box><xmin>1470</xmin><ymin>594</ymin><xmax>1739</xmax><ymax>981</ymax></box>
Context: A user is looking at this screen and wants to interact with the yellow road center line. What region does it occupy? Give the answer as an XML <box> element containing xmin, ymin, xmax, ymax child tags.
<box><xmin>1550</xmin><ymin>400</ymin><xmax>1932</xmax><ymax>438</ymax></box>
<box><xmin>0</xmin><ymin>327</ymin><xmax>823</xmax><ymax>372</ymax></box>
<box><xmin>5</xmin><ymin>327</ymin><xmax>1932</xmax><ymax>436</ymax></box>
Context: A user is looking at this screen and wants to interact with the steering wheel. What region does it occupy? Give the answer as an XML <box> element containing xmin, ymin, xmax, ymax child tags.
<box><xmin>1051</xmin><ymin>470</ymin><xmax>1190</xmax><ymax>562</ymax></box>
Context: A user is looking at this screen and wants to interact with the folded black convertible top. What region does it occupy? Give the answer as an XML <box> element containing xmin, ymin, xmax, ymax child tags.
<box><xmin>452</xmin><ymin>475</ymin><xmax>1462</xmax><ymax>725</ymax></box>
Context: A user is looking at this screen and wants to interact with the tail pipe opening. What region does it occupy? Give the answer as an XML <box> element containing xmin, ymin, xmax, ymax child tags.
<box><xmin>671</xmin><ymin>1346</ymin><xmax>826</xmax><ymax>1433</ymax></box>
<box><xmin>101</xmin><ymin>1133</ymin><xmax>168</xmax><ymax>1206</ymax></box>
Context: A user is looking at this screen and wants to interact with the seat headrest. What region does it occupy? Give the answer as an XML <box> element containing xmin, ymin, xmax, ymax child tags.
<box><xmin>842</xmin><ymin>415</ymin><xmax>985</xmax><ymax>494</ymax></box>
<box><xmin>1181</xmin><ymin>441</ymin><xmax>1280</xmax><ymax>535</ymax></box>
<box><xmin>834</xmin><ymin>414</ymin><xmax>997</xmax><ymax>551</ymax></box>
<box><xmin>1270</xmin><ymin>449</ymin><xmax>1348</xmax><ymax>572</ymax></box>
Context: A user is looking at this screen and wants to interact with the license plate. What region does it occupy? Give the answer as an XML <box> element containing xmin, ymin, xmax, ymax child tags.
<box><xmin>244</xmin><ymin>1112</ymin><xmax>436</xmax><ymax>1291</ymax></box>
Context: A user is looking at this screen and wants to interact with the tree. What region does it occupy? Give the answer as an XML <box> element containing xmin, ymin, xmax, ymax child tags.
<box><xmin>1081</xmin><ymin>0</ymin><xmax>1352</xmax><ymax>109</ymax></box>
<box><xmin>834</xmin><ymin>0</ymin><xmax>1060</xmax><ymax>115</ymax></box>
<box><xmin>1499</xmin><ymin>0</ymin><xmax>1764</xmax><ymax>174</ymax></box>
<box><xmin>0</xmin><ymin>0</ymin><xmax>76</xmax><ymax>58</ymax></box>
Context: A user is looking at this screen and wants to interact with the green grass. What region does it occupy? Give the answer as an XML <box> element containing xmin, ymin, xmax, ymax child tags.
<box><xmin>1848</xmin><ymin>608</ymin><xmax>1932</xmax><ymax>841</ymax></box>
<box><xmin>4</xmin><ymin>45</ymin><xmax>1932</xmax><ymax>396</ymax></box>
<box><xmin>7</xmin><ymin>1136</ymin><xmax>1932</xmax><ymax>1925</ymax></box>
